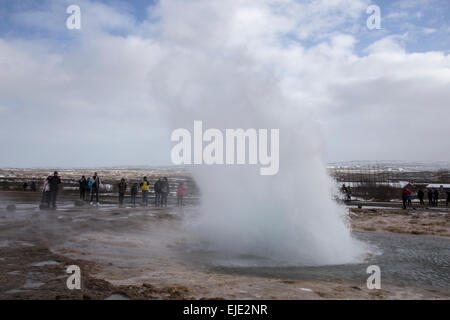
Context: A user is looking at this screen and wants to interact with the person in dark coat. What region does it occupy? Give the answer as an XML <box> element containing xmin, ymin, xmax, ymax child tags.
<box><xmin>427</xmin><ymin>189</ymin><xmax>433</xmax><ymax>206</ymax></box>
<box><xmin>160</xmin><ymin>177</ymin><xmax>169</xmax><ymax>207</ymax></box>
<box><xmin>79</xmin><ymin>176</ymin><xmax>87</xmax><ymax>200</ymax></box>
<box><xmin>130</xmin><ymin>183</ymin><xmax>138</xmax><ymax>205</ymax></box>
<box><xmin>83</xmin><ymin>178</ymin><xmax>89</xmax><ymax>200</ymax></box>
<box><xmin>90</xmin><ymin>172</ymin><xmax>101</xmax><ymax>204</ymax></box>
<box><xmin>446</xmin><ymin>190</ymin><xmax>450</xmax><ymax>207</ymax></box>
<box><xmin>154</xmin><ymin>178</ymin><xmax>162</xmax><ymax>207</ymax></box>
<box><xmin>118</xmin><ymin>178</ymin><xmax>127</xmax><ymax>205</ymax></box>
<box><xmin>48</xmin><ymin>171</ymin><xmax>61</xmax><ymax>208</ymax></box>
<box><xmin>23</xmin><ymin>182</ymin><xmax>28</xmax><ymax>191</ymax></box>
<box><xmin>340</xmin><ymin>184</ymin><xmax>351</xmax><ymax>201</ymax></box>
<box><xmin>433</xmin><ymin>189</ymin><xmax>439</xmax><ymax>207</ymax></box>
<box><xmin>31</xmin><ymin>182</ymin><xmax>37</xmax><ymax>192</ymax></box>
<box><xmin>417</xmin><ymin>189</ymin><xmax>424</xmax><ymax>205</ymax></box>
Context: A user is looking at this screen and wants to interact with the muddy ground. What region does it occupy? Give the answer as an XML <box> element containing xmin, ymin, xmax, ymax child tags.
<box><xmin>0</xmin><ymin>188</ymin><xmax>449</xmax><ymax>300</ymax></box>
<box><xmin>349</xmin><ymin>206</ymin><xmax>450</xmax><ymax>237</ymax></box>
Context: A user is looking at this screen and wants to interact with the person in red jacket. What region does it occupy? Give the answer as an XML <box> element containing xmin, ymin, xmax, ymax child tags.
<box><xmin>402</xmin><ymin>187</ymin><xmax>412</xmax><ymax>209</ymax></box>
<box><xmin>177</xmin><ymin>182</ymin><xmax>186</xmax><ymax>207</ymax></box>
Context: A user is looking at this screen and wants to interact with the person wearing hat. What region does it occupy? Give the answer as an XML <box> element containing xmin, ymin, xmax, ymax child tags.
<box><xmin>48</xmin><ymin>171</ymin><xmax>61</xmax><ymax>208</ymax></box>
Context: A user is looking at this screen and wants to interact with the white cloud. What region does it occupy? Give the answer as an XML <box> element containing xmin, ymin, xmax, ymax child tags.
<box><xmin>423</xmin><ymin>27</ymin><xmax>436</xmax><ymax>34</ymax></box>
<box><xmin>385</xmin><ymin>11</ymin><xmax>409</xmax><ymax>20</ymax></box>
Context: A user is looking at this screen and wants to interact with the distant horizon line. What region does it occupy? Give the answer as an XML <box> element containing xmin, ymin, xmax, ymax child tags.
<box><xmin>0</xmin><ymin>160</ymin><xmax>449</xmax><ymax>171</ymax></box>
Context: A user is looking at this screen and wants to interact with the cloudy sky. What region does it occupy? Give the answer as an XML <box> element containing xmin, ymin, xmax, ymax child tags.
<box><xmin>0</xmin><ymin>0</ymin><xmax>449</xmax><ymax>168</ymax></box>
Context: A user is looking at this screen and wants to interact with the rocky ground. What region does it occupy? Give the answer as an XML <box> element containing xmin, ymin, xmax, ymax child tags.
<box><xmin>349</xmin><ymin>206</ymin><xmax>450</xmax><ymax>237</ymax></box>
<box><xmin>0</xmin><ymin>243</ymin><xmax>191</xmax><ymax>300</ymax></box>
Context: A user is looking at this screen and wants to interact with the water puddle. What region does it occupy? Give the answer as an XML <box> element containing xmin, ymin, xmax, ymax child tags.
<box><xmin>31</xmin><ymin>260</ymin><xmax>60</xmax><ymax>267</ymax></box>
<box><xmin>0</xmin><ymin>240</ymin><xmax>35</xmax><ymax>248</ymax></box>
<box><xmin>23</xmin><ymin>279</ymin><xmax>45</xmax><ymax>289</ymax></box>
<box><xmin>105</xmin><ymin>293</ymin><xmax>130</xmax><ymax>300</ymax></box>
<box><xmin>5</xmin><ymin>289</ymin><xmax>28</xmax><ymax>294</ymax></box>
<box><xmin>7</xmin><ymin>271</ymin><xmax>21</xmax><ymax>275</ymax></box>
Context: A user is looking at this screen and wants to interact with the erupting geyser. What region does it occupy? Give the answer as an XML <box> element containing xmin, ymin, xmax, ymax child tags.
<box><xmin>147</xmin><ymin>0</ymin><xmax>368</xmax><ymax>266</ymax></box>
<box><xmin>166</xmin><ymin>104</ymin><xmax>368</xmax><ymax>266</ymax></box>
<box><xmin>184</xmin><ymin>123</ymin><xmax>368</xmax><ymax>266</ymax></box>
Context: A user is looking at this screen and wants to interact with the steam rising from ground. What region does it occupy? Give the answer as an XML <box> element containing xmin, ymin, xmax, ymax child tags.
<box><xmin>147</xmin><ymin>1</ymin><xmax>368</xmax><ymax>266</ymax></box>
<box><xmin>189</xmin><ymin>165</ymin><xmax>367</xmax><ymax>266</ymax></box>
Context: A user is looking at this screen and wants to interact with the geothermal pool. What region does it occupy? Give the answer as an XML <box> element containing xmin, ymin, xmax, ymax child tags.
<box><xmin>185</xmin><ymin>232</ymin><xmax>450</xmax><ymax>291</ymax></box>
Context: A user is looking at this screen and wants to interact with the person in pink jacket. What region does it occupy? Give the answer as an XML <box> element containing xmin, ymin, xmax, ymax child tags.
<box><xmin>177</xmin><ymin>182</ymin><xmax>186</xmax><ymax>207</ymax></box>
